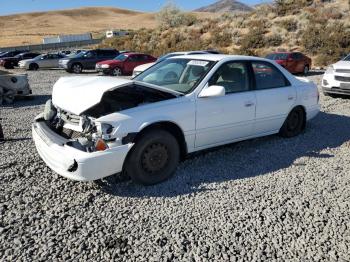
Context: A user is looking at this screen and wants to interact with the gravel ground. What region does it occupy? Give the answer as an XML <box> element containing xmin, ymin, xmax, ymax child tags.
<box><xmin>0</xmin><ymin>69</ymin><xmax>349</xmax><ymax>261</ymax></box>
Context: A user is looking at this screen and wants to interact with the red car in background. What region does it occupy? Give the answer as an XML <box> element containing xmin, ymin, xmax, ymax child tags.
<box><xmin>266</xmin><ymin>52</ymin><xmax>312</xmax><ymax>75</ymax></box>
<box><xmin>96</xmin><ymin>52</ymin><xmax>157</xmax><ymax>76</ymax></box>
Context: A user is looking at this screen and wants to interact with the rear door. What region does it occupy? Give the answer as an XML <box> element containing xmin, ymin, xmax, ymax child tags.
<box><xmin>251</xmin><ymin>61</ymin><xmax>296</xmax><ymax>135</ymax></box>
<box><xmin>124</xmin><ymin>55</ymin><xmax>141</xmax><ymax>74</ymax></box>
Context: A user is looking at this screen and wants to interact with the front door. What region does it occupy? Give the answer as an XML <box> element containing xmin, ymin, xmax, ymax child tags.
<box><xmin>195</xmin><ymin>61</ymin><xmax>256</xmax><ymax>148</ymax></box>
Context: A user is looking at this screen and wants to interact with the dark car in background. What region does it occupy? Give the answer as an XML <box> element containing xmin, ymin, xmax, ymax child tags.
<box><xmin>266</xmin><ymin>52</ymin><xmax>312</xmax><ymax>75</ymax></box>
<box><xmin>96</xmin><ymin>52</ymin><xmax>157</xmax><ymax>76</ymax></box>
<box><xmin>0</xmin><ymin>52</ymin><xmax>40</xmax><ymax>69</ymax></box>
<box><xmin>59</xmin><ymin>49</ymin><xmax>119</xmax><ymax>73</ymax></box>
<box><xmin>0</xmin><ymin>50</ymin><xmax>26</xmax><ymax>59</ymax></box>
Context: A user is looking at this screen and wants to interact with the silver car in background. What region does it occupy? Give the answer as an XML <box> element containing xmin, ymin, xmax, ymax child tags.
<box><xmin>19</xmin><ymin>53</ymin><xmax>66</xmax><ymax>70</ymax></box>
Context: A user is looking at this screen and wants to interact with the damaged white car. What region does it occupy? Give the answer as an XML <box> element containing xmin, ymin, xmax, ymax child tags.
<box><xmin>32</xmin><ymin>55</ymin><xmax>320</xmax><ymax>185</ymax></box>
<box><xmin>0</xmin><ymin>69</ymin><xmax>31</xmax><ymax>105</ymax></box>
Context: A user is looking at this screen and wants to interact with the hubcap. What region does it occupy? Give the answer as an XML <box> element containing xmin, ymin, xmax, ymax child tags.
<box><xmin>113</xmin><ymin>68</ymin><xmax>121</xmax><ymax>76</ymax></box>
<box><xmin>73</xmin><ymin>65</ymin><xmax>81</xmax><ymax>73</ymax></box>
<box><xmin>141</xmin><ymin>143</ymin><xmax>169</xmax><ymax>174</ymax></box>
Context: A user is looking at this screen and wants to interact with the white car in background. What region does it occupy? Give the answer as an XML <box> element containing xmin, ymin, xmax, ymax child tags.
<box><xmin>0</xmin><ymin>69</ymin><xmax>31</xmax><ymax>105</ymax></box>
<box><xmin>19</xmin><ymin>53</ymin><xmax>66</xmax><ymax>70</ymax></box>
<box><xmin>132</xmin><ymin>51</ymin><xmax>215</xmax><ymax>77</ymax></box>
<box><xmin>32</xmin><ymin>55</ymin><xmax>320</xmax><ymax>185</ymax></box>
<box><xmin>322</xmin><ymin>54</ymin><xmax>350</xmax><ymax>96</ymax></box>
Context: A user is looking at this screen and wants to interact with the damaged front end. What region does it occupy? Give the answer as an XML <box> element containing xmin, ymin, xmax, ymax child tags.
<box><xmin>38</xmin><ymin>99</ymin><xmax>117</xmax><ymax>153</ymax></box>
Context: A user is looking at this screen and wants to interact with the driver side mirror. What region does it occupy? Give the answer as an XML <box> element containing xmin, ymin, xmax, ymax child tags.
<box><xmin>198</xmin><ymin>85</ymin><xmax>225</xmax><ymax>98</ymax></box>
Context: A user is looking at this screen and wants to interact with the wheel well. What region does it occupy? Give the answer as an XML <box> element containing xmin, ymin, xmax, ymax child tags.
<box><xmin>134</xmin><ymin>122</ymin><xmax>187</xmax><ymax>159</ymax></box>
<box><xmin>293</xmin><ymin>105</ymin><xmax>306</xmax><ymax>130</ymax></box>
<box><xmin>71</xmin><ymin>62</ymin><xmax>83</xmax><ymax>69</ymax></box>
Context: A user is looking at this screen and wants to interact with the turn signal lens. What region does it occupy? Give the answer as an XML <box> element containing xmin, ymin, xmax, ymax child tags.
<box><xmin>95</xmin><ymin>139</ymin><xmax>108</xmax><ymax>151</ymax></box>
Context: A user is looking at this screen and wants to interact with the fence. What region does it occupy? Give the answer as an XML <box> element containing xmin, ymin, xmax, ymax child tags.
<box><xmin>0</xmin><ymin>39</ymin><xmax>102</xmax><ymax>53</ymax></box>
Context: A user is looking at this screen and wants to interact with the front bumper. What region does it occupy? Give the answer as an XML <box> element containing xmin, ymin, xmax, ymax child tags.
<box><xmin>322</xmin><ymin>73</ymin><xmax>350</xmax><ymax>95</ymax></box>
<box><xmin>32</xmin><ymin>121</ymin><xmax>133</xmax><ymax>181</ymax></box>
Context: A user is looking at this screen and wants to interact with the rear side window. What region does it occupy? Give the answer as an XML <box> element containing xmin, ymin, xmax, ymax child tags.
<box><xmin>252</xmin><ymin>62</ymin><xmax>290</xmax><ymax>90</ymax></box>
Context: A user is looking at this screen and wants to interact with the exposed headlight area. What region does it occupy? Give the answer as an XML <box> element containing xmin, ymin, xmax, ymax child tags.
<box><xmin>40</xmin><ymin>99</ymin><xmax>119</xmax><ymax>153</ymax></box>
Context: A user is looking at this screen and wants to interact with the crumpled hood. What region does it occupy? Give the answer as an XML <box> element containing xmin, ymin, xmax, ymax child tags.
<box><xmin>333</xmin><ymin>61</ymin><xmax>350</xmax><ymax>69</ymax></box>
<box><xmin>52</xmin><ymin>76</ymin><xmax>132</xmax><ymax>115</ymax></box>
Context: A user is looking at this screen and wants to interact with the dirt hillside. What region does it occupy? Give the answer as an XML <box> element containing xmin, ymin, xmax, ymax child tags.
<box><xmin>0</xmin><ymin>7</ymin><xmax>158</xmax><ymax>47</ymax></box>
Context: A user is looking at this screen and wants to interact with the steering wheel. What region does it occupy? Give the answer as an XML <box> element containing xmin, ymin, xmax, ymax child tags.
<box><xmin>163</xmin><ymin>71</ymin><xmax>178</xmax><ymax>82</ymax></box>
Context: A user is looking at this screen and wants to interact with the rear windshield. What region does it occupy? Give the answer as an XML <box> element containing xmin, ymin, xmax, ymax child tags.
<box><xmin>266</xmin><ymin>53</ymin><xmax>289</xmax><ymax>60</ymax></box>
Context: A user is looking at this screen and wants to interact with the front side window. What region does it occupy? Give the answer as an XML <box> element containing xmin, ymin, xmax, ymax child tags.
<box><xmin>343</xmin><ymin>54</ymin><xmax>350</xmax><ymax>61</ymax></box>
<box><xmin>252</xmin><ymin>62</ymin><xmax>289</xmax><ymax>90</ymax></box>
<box><xmin>114</xmin><ymin>54</ymin><xmax>128</xmax><ymax>61</ymax></box>
<box><xmin>134</xmin><ymin>58</ymin><xmax>214</xmax><ymax>94</ymax></box>
<box><xmin>208</xmin><ymin>62</ymin><xmax>250</xmax><ymax>94</ymax></box>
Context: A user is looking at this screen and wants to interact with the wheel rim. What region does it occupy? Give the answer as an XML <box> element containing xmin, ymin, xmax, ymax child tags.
<box><xmin>73</xmin><ymin>65</ymin><xmax>81</xmax><ymax>73</ymax></box>
<box><xmin>113</xmin><ymin>68</ymin><xmax>121</xmax><ymax>76</ymax></box>
<box><xmin>141</xmin><ymin>143</ymin><xmax>169</xmax><ymax>174</ymax></box>
<box><xmin>287</xmin><ymin>111</ymin><xmax>300</xmax><ymax>131</ymax></box>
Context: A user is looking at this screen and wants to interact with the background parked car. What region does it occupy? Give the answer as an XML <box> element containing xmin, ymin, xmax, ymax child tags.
<box><xmin>59</xmin><ymin>49</ymin><xmax>119</xmax><ymax>73</ymax></box>
<box><xmin>0</xmin><ymin>69</ymin><xmax>31</xmax><ymax>105</ymax></box>
<box><xmin>132</xmin><ymin>50</ymin><xmax>218</xmax><ymax>77</ymax></box>
<box><xmin>0</xmin><ymin>52</ymin><xmax>40</xmax><ymax>69</ymax></box>
<box><xmin>265</xmin><ymin>52</ymin><xmax>311</xmax><ymax>75</ymax></box>
<box><xmin>96</xmin><ymin>52</ymin><xmax>157</xmax><ymax>76</ymax></box>
<box><xmin>0</xmin><ymin>50</ymin><xmax>26</xmax><ymax>59</ymax></box>
<box><xmin>322</xmin><ymin>54</ymin><xmax>350</xmax><ymax>97</ymax></box>
<box><xmin>19</xmin><ymin>53</ymin><xmax>66</xmax><ymax>70</ymax></box>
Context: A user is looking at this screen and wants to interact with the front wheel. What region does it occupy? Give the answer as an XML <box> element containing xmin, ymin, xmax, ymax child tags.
<box><xmin>124</xmin><ymin>129</ymin><xmax>180</xmax><ymax>185</ymax></box>
<box><xmin>279</xmin><ymin>107</ymin><xmax>305</xmax><ymax>138</ymax></box>
<box><xmin>112</xmin><ymin>67</ymin><xmax>122</xmax><ymax>76</ymax></box>
<box><xmin>71</xmin><ymin>63</ymin><xmax>83</xmax><ymax>74</ymax></box>
<box><xmin>29</xmin><ymin>63</ymin><xmax>39</xmax><ymax>71</ymax></box>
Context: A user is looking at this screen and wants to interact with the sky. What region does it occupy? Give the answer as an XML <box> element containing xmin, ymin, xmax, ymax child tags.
<box><xmin>0</xmin><ymin>0</ymin><xmax>270</xmax><ymax>15</ymax></box>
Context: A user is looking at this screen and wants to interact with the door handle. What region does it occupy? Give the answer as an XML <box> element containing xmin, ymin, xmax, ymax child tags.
<box><xmin>245</xmin><ymin>101</ymin><xmax>255</xmax><ymax>107</ymax></box>
<box><xmin>288</xmin><ymin>95</ymin><xmax>295</xmax><ymax>101</ymax></box>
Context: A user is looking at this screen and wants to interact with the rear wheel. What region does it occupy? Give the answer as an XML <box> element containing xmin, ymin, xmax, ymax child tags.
<box><xmin>279</xmin><ymin>107</ymin><xmax>305</xmax><ymax>138</ymax></box>
<box><xmin>303</xmin><ymin>65</ymin><xmax>309</xmax><ymax>75</ymax></box>
<box><xmin>72</xmin><ymin>63</ymin><xmax>83</xmax><ymax>74</ymax></box>
<box><xmin>124</xmin><ymin>129</ymin><xmax>180</xmax><ymax>185</ymax></box>
<box><xmin>29</xmin><ymin>63</ymin><xmax>39</xmax><ymax>71</ymax></box>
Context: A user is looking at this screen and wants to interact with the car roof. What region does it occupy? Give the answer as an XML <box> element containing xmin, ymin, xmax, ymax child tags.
<box><xmin>171</xmin><ymin>54</ymin><xmax>271</xmax><ymax>62</ymax></box>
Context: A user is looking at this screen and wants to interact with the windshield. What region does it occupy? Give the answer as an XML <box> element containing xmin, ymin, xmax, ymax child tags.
<box><xmin>114</xmin><ymin>54</ymin><xmax>128</xmax><ymax>61</ymax></box>
<box><xmin>266</xmin><ymin>53</ymin><xmax>289</xmax><ymax>60</ymax></box>
<box><xmin>134</xmin><ymin>58</ymin><xmax>215</xmax><ymax>94</ymax></box>
<box><xmin>343</xmin><ymin>54</ymin><xmax>350</xmax><ymax>61</ymax></box>
<box><xmin>158</xmin><ymin>53</ymin><xmax>184</xmax><ymax>62</ymax></box>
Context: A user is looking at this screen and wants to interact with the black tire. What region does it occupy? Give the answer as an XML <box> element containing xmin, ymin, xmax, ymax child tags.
<box><xmin>279</xmin><ymin>107</ymin><xmax>305</xmax><ymax>138</ymax></box>
<box><xmin>124</xmin><ymin>129</ymin><xmax>180</xmax><ymax>185</ymax></box>
<box><xmin>303</xmin><ymin>65</ymin><xmax>309</xmax><ymax>75</ymax></box>
<box><xmin>0</xmin><ymin>87</ymin><xmax>3</xmax><ymax>105</ymax></box>
<box><xmin>71</xmin><ymin>63</ymin><xmax>83</xmax><ymax>74</ymax></box>
<box><xmin>4</xmin><ymin>62</ymin><xmax>14</xmax><ymax>69</ymax></box>
<box><xmin>29</xmin><ymin>63</ymin><xmax>39</xmax><ymax>71</ymax></box>
<box><xmin>112</xmin><ymin>67</ymin><xmax>122</xmax><ymax>76</ymax></box>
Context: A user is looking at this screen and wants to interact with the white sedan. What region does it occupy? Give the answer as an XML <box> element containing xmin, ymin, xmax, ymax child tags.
<box><xmin>32</xmin><ymin>55</ymin><xmax>320</xmax><ymax>185</ymax></box>
<box><xmin>322</xmin><ymin>54</ymin><xmax>350</xmax><ymax>96</ymax></box>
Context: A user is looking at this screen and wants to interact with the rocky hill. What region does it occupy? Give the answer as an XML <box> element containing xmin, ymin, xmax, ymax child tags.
<box><xmin>195</xmin><ymin>0</ymin><xmax>253</xmax><ymax>13</ymax></box>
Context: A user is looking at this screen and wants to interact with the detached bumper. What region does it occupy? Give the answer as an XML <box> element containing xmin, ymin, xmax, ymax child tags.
<box><xmin>32</xmin><ymin>121</ymin><xmax>133</xmax><ymax>181</ymax></box>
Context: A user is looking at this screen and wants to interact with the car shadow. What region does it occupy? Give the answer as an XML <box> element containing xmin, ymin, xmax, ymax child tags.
<box><xmin>0</xmin><ymin>95</ymin><xmax>51</xmax><ymax>108</ymax></box>
<box><xmin>97</xmin><ymin>111</ymin><xmax>350</xmax><ymax>198</ymax></box>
